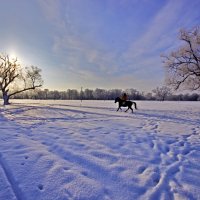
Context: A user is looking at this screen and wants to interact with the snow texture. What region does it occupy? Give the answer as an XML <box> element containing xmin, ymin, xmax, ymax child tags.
<box><xmin>0</xmin><ymin>100</ymin><xmax>200</xmax><ymax>200</ymax></box>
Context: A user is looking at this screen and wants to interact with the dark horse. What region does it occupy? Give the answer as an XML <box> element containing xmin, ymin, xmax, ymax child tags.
<box><xmin>115</xmin><ymin>97</ymin><xmax>137</xmax><ymax>113</ymax></box>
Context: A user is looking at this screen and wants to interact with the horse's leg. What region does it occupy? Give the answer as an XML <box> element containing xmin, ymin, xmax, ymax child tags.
<box><xmin>125</xmin><ymin>106</ymin><xmax>133</xmax><ymax>113</ymax></box>
<box><xmin>125</xmin><ymin>107</ymin><xmax>129</xmax><ymax>112</ymax></box>
<box><xmin>117</xmin><ymin>103</ymin><xmax>123</xmax><ymax>112</ymax></box>
<box><xmin>117</xmin><ymin>106</ymin><xmax>121</xmax><ymax>111</ymax></box>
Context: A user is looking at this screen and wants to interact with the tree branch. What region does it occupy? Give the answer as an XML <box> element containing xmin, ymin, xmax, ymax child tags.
<box><xmin>8</xmin><ymin>85</ymin><xmax>42</xmax><ymax>98</ymax></box>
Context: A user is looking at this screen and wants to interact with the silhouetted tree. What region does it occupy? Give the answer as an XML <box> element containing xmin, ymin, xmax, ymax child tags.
<box><xmin>0</xmin><ymin>54</ymin><xmax>43</xmax><ymax>105</ymax></box>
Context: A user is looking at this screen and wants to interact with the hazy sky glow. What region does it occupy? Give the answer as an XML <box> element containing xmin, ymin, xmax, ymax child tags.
<box><xmin>0</xmin><ymin>0</ymin><xmax>199</xmax><ymax>91</ymax></box>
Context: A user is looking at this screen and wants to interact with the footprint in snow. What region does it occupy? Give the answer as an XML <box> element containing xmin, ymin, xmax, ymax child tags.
<box><xmin>192</xmin><ymin>127</ymin><xmax>199</xmax><ymax>135</ymax></box>
<box><xmin>81</xmin><ymin>171</ymin><xmax>88</xmax><ymax>177</ymax></box>
<box><xmin>137</xmin><ymin>166</ymin><xmax>147</xmax><ymax>174</ymax></box>
<box><xmin>166</xmin><ymin>139</ymin><xmax>176</xmax><ymax>144</ymax></box>
<box><xmin>149</xmin><ymin>141</ymin><xmax>155</xmax><ymax>148</ymax></box>
<box><xmin>63</xmin><ymin>166</ymin><xmax>70</xmax><ymax>171</ymax></box>
<box><xmin>151</xmin><ymin>172</ymin><xmax>160</xmax><ymax>186</ymax></box>
<box><xmin>182</xmin><ymin>149</ymin><xmax>190</xmax><ymax>155</ymax></box>
<box><xmin>38</xmin><ymin>184</ymin><xmax>44</xmax><ymax>191</ymax></box>
<box><xmin>178</xmin><ymin>141</ymin><xmax>185</xmax><ymax>147</ymax></box>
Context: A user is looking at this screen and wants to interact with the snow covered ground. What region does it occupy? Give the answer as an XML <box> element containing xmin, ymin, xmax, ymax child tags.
<box><xmin>0</xmin><ymin>99</ymin><xmax>199</xmax><ymax>200</ymax></box>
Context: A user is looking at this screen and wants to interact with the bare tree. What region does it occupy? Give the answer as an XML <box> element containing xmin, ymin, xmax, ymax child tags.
<box><xmin>0</xmin><ymin>53</ymin><xmax>43</xmax><ymax>105</ymax></box>
<box><xmin>152</xmin><ymin>86</ymin><xmax>171</xmax><ymax>101</ymax></box>
<box><xmin>162</xmin><ymin>26</ymin><xmax>200</xmax><ymax>91</ymax></box>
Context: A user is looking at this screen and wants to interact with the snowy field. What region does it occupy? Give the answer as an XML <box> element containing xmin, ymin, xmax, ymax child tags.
<box><xmin>0</xmin><ymin>99</ymin><xmax>200</xmax><ymax>200</ymax></box>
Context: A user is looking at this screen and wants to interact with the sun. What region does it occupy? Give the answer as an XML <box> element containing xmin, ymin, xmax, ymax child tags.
<box><xmin>9</xmin><ymin>51</ymin><xmax>23</xmax><ymax>64</ymax></box>
<box><xmin>8</xmin><ymin>49</ymin><xmax>26</xmax><ymax>65</ymax></box>
<box><xmin>9</xmin><ymin>52</ymin><xmax>18</xmax><ymax>60</ymax></box>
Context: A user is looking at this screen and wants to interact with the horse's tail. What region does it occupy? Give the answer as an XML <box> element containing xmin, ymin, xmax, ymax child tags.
<box><xmin>133</xmin><ymin>102</ymin><xmax>137</xmax><ymax>110</ymax></box>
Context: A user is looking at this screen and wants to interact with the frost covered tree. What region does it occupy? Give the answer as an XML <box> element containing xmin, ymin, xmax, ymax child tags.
<box><xmin>0</xmin><ymin>53</ymin><xmax>43</xmax><ymax>105</ymax></box>
<box><xmin>152</xmin><ymin>86</ymin><xmax>171</xmax><ymax>101</ymax></box>
<box><xmin>162</xmin><ymin>26</ymin><xmax>200</xmax><ymax>91</ymax></box>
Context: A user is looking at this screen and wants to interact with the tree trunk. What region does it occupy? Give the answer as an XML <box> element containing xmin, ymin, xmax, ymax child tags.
<box><xmin>3</xmin><ymin>92</ymin><xmax>10</xmax><ymax>105</ymax></box>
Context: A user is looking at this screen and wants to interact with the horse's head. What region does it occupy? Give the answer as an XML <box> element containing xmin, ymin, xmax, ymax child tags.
<box><xmin>115</xmin><ymin>97</ymin><xmax>120</xmax><ymax>103</ymax></box>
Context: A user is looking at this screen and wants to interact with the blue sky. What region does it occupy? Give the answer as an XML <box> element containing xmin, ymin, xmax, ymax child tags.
<box><xmin>0</xmin><ymin>0</ymin><xmax>199</xmax><ymax>92</ymax></box>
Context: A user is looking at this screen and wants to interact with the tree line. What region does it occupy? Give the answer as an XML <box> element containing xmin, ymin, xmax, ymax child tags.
<box><xmin>6</xmin><ymin>87</ymin><xmax>200</xmax><ymax>101</ymax></box>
